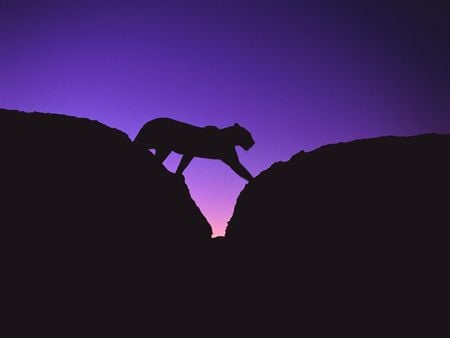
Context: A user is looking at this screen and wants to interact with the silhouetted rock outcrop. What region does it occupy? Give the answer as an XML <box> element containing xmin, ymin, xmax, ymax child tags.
<box><xmin>227</xmin><ymin>134</ymin><xmax>450</xmax><ymax>242</ymax></box>
<box><xmin>3</xmin><ymin>110</ymin><xmax>449</xmax><ymax>337</ymax></box>
<box><xmin>0</xmin><ymin>109</ymin><xmax>211</xmax><ymax>336</ymax></box>
<box><xmin>225</xmin><ymin>134</ymin><xmax>450</xmax><ymax>336</ymax></box>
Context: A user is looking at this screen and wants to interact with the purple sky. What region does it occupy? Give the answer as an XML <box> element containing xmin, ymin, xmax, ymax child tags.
<box><xmin>1</xmin><ymin>0</ymin><xmax>449</xmax><ymax>236</ymax></box>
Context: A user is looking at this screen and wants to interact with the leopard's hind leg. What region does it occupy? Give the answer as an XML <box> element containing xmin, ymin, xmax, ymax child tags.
<box><xmin>155</xmin><ymin>147</ymin><xmax>171</xmax><ymax>163</ymax></box>
<box><xmin>176</xmin><ymin>155</ymin><xmax>193</xmax><ymax>175</ymax></box>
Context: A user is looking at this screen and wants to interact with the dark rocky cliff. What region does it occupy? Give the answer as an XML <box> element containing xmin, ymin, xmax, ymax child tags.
<box><xmin>224</xmin><ymin>134</ymin><xmax>450</xmax><ymax>336</ymax></box>
<box><xmin>0</xmin><ymin>108</ymin><xmax>211</xmax><ymax>241</ymax></box>
<box><xmin>0</xmin><ymin>108</ymin><xmax>211</xmax><ymax>336</ymax></box>
<box><xmin>2</xmin><ymin>109</ymin><xmax>449</xmax><ymax>337</ymax></box>
<box><xmin>228</xmin><ymin>134</ymin><xmax>450</xmax><ymax>243</ymax></box>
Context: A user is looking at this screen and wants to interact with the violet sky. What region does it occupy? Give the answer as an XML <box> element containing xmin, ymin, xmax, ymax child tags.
<box><xmin>1</xmin><ymin>0</ymin><xmax>449</xmax><ymax>236</ymax></box>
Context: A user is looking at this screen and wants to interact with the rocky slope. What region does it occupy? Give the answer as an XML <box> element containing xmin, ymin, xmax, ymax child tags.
<box><xmin>1</xmin><ymin>108</ymin><xmax>211</xmax><ymax>241</ymax></box>
<box><xmin>0</xmin><ymin>108</ymin><xmax>212</xmax><ymax>336</ymax></box>
<box><xmin>225</xmin><ymin>134</ymin><xmax>450</xmax><ymax>336</ymax></box>
<box><xmin>2</xmin><ymin>109</ymin><xmax>449</xmax><ymax>336</ymax></box>
<box><xmin>227</xmin><ymin>134</ymin><xmax>450</xmax><ymax>242</ymax></box>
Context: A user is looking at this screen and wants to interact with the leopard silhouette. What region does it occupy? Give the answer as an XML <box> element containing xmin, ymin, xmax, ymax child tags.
<box><xmin>134</xmin><ymin>118</ymin><xmax>255</xmax><ymax>181</ymax></box>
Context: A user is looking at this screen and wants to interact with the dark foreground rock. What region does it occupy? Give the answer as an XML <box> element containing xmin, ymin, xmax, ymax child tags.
<box><xmin>2</xmin><ymin>109</ymin><xmax>449</xmax><ymax>337</ymax></box>
<box><xmin>0</xmin><ymin>109</ymin><xmax>211</xmax><ymax>337</ymax></box>
<box><xmin>224</xmin><ymin>134</ymin><xmax>450</xmax><ymax>336</ymax></box>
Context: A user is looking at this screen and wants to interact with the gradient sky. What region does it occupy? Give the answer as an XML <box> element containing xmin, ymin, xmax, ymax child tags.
<box><xmin>1</xmin><ymin>0</ymin><xmax>449</xmax><ymax>236</ymax></box>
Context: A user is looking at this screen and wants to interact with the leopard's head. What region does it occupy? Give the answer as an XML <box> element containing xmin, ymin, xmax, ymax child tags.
<box><xmin>232</xmin><ymin>123</ymin><xmax>255</xmax><ymax>151</ymax></box>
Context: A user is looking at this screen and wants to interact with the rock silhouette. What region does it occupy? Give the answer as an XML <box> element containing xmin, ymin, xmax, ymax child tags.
<box><xmin>225</xmin><ymin>134</ymin><xmax>450</xmax><ymax>336</ymax></box>
<box><xmin>0</xmin><ymin>109</ymin><xmax>212</xmax><ymax>336</ymax></box>
<box><xmin>2</xmin><ymin>108</ymin><xmax>449</xmax><ymax>337</ymax></box>
<box><xmin>134</xmin><ymin>118</ymin><xmax>255</xmax><ymax>181</ymax></box>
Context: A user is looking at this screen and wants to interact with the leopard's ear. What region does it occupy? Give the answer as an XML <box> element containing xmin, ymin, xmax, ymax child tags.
<box><xmin>234</xmin><ymin>123</ymin><xmax>240</xmax><ymax>127</ymax></box>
